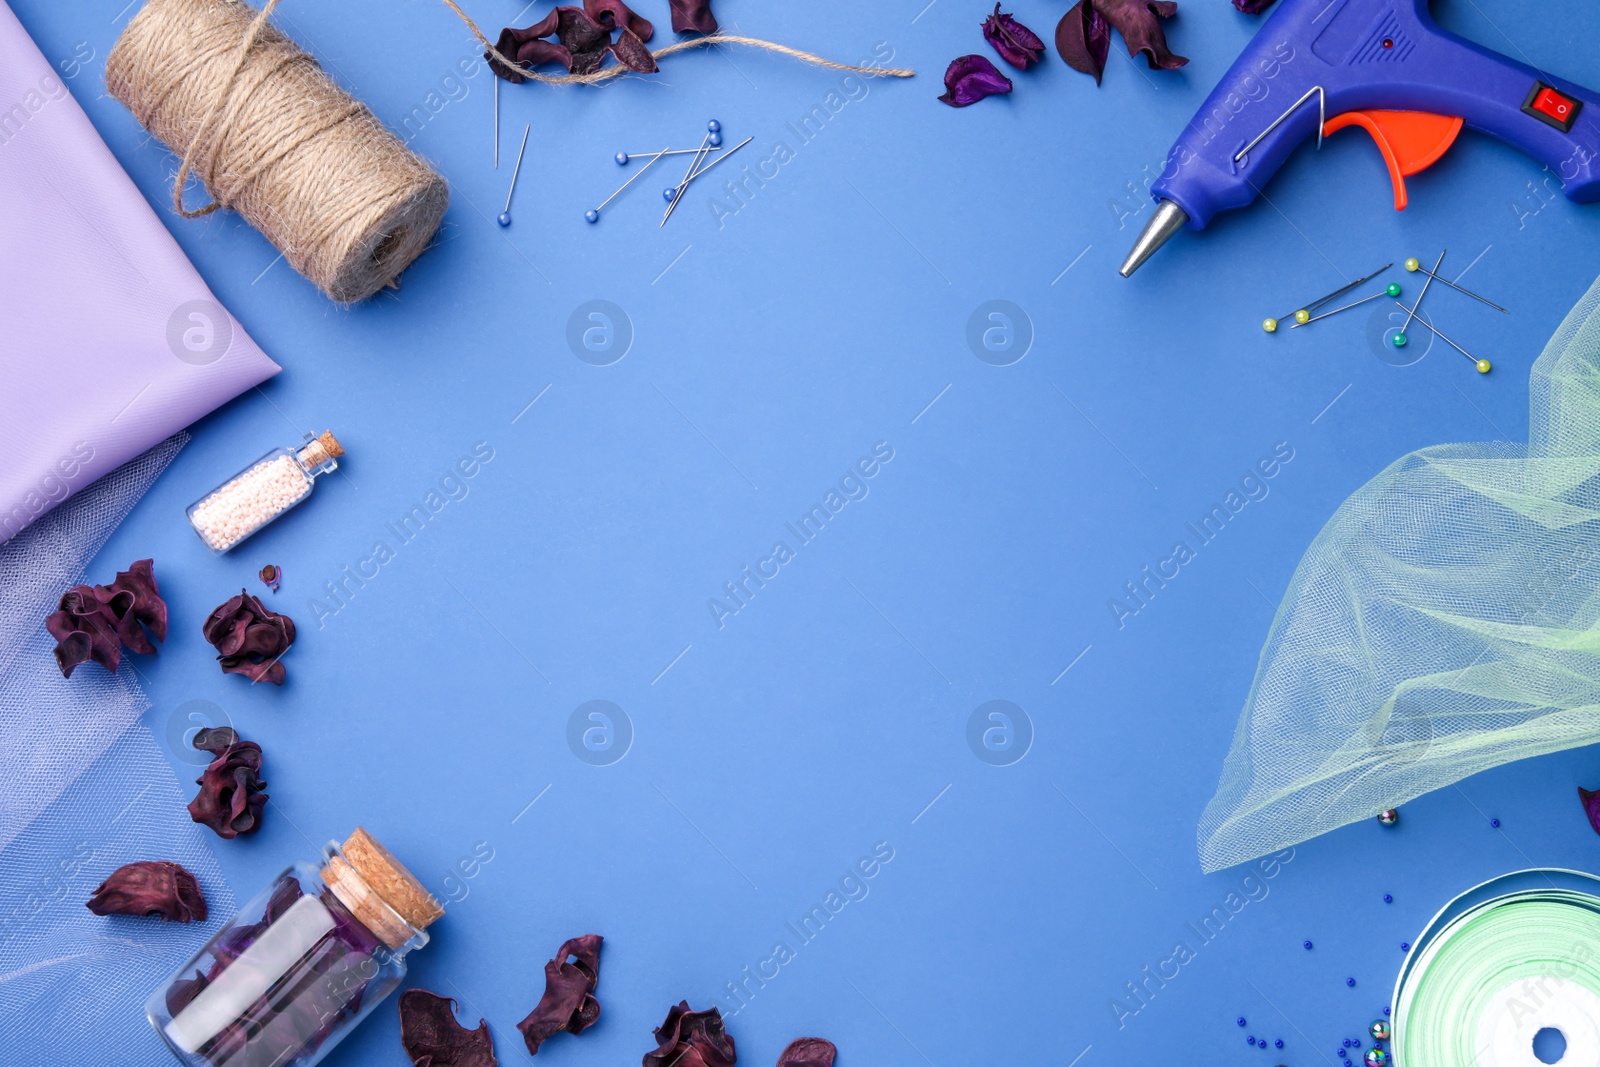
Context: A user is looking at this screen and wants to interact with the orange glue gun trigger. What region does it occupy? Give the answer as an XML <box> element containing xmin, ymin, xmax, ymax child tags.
<box><xmin>1322</xmin><ymin>110</ymin><xmax>1465</xmax><ymax>211</ymax></box>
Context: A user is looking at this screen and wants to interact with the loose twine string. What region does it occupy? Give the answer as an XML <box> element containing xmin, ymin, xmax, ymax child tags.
<box><xmin>104</xmin><ymin>0</ymin><xmax>914</xmax><ymax>303</ymax></box>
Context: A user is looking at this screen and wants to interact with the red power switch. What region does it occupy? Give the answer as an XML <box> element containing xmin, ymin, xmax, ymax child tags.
<box><xmin>1524</xmin><ymin>81</ymin><xmax>1582</xmax><ymax>133</ymax></box>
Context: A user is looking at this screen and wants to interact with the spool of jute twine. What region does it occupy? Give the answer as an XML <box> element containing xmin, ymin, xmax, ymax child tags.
<box><xmin>107</xmin><ymin>0</ymin><xmax>449</xmax><ymax>304</ymax></box>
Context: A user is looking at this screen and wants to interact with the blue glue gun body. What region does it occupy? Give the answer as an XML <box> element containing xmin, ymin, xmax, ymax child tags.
<box><xmin>1121</xmin><ymin>0</ymin><xmax>1600</xmax><ymax>275</ymax></box>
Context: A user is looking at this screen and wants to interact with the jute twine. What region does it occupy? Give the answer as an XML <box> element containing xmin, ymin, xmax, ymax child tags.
<box><xmin>106</xmin><ymin>0</ymin><xmax>449</xmax><ymax>303</ymax></box>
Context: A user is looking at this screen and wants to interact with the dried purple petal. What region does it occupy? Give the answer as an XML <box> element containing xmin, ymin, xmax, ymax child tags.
<box><xmin>983</xmin><ymin>4</ymin><xmax>1046</xmax><ymax>70</ymax></box>
<box><xmin>519</xmin><ymin>934</ymin><xmax>603</xmax><ymax>1055</ymax></box>
<box><xmin>1581</xmin><ymin>786</ymin><xmax>1600</xmax><ymax>835</ymax></box>
<box><xmin>400</xmin><ymin>990</ymin><xmax>498</xmax><ymax>1067</ymax></box>
<box><xmin>489</xmin><ymin>17</ymin><xmax>573</xmax><ymax>81</ymax></box>
<box><xmin>585</xmin><ymin>0</ymin><xmax>654</xmax><ymax>41</ymax></box>
<box><xmin>643</xmin><ymin>1002</ymin><xmax>735</xmax><ymax>1067</ymax></box>
<box><xmin>777</xmin><ymin>1038</ymin><xmax>835</xmax><ymax>1067</ymax></box>
<box><xmin>554</xmin><ymin>6</ymin><xmax>614</xmax><ymax>75</ymax></box>
<box><xmin>86</xmin><ymin>860</ymin><xmax>207</xmax><ymax>922</ymax></box>
<box><xmin>937</xmin><ymin>54</ymin><xmax>1014</xmax><ymax>107</ymax></box>
<box><xmin>193</xmin><ymin>726</ymin><xmax>241</xmax><ymax>756</ymax></box>
<box><xmin>609</xmin><ymin>29</ymin><xmax>659</xmax><ymax>73</ymax></box>
<box><xmin>188</xmin><ymin>733</ymin><xmax>268</xmax><ymax>839</ymax></box>
<box><xmin>669</xmin><ymin>0</ymin><xmax>718</xmax><ymax>35</ymax></box>
<box><xmin>1098</xmin><ymin>0</ymin><xmax>1187</xmax><ymax>70</ymax></box>
<box><xmin>1234</xmin><ymin>0</ymin><xmax>1275</xmax><ymax>11</ymax></box>
<box><xmin>1055</xmin><ymin>0</ymin><xmax>1111</xmax><ymax>83</ymax></box>
<box><xmin>203</xmin><ymin>590</ymin><xmax>295</xmax><ymax>685</ymax></box>
<box><xmin>259</xmin><ymin>563</ymin><xmax>281</xmax><ymax>592</ymax></box>
<box><xmin>488</xmin><ymin>7</ymin><xmax>612</xmax><ymax>80</ymax></box>
<box><xmin>45</xmin><ymin>559</ymin><xmax>167</xmax><ymax>677</ymax></box>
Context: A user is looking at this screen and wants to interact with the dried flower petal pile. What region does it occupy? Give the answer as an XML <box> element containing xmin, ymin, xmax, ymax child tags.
<box><xmin>45</xmin><ymin>558</ymin><xmax>167</xmax><ymax>677</ymax></box>
<box><xmin>400</xmin><ymin>990</ymin><xmax>499</xmax><ymax>1067</ymax></box>
<box><xmin>86</xmin><ymin>860</ymin><xmax>207</xmax><ymax>922</ymax></box>
<box><xmin>519</xmin><ymin>934</ymin><xmax>603</xmax><ymax>1055</ymax></box>
<box><xmin>643</xmin><ymin>1002</ymin><xmax>736</xmax><ymax>1067</ymax></box>
<box><xmin>203</xmin><ymin>589</ymin><xmax>296</xmax><ymax>685</ymax></box>
<box><xmin>938</xmin><ymin>54</ymin><xmax>1014</xmax><ymax>107</ymax></box>
<box><xmin>488</xmin><ymin>0</ymin><xmax>711</xmax><ymax>82</ymax></box>
<box><xmin>188</xmin><ymin>727</ymin><xmax>268</xmax><ymax>839</ymax></box>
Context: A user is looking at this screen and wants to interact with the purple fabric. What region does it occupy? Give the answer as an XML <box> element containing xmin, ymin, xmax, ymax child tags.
<box><xmin>0</xmin><ymin>1</ymin><xmax>280</xmax><ymax>545</ymax></box>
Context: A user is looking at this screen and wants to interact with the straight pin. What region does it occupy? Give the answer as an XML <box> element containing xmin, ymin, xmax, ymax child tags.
<box><xmin>617</xmin><ymin>147</ymin><xmax>724</xmax><ymax>165</ymax></box>
<box><xmin>661</xmin><ymin>127</ymin><xmax>715</xmax><ymax>228</ymax></box>
<box><xmin>1404</xmin><ymin>257</ymin><xmax>1508</xmax><ymax>313</ymax></box>
<box><xmin>1397</xmin><ymin>250</ymin><xmax>1445</xmax><ymax>344</ymax></box>
<box><xmin>587</xmin><ymin>146</ymin><xmax>671</xmax><ymax>222</ymax></box>
<box><xmin>1263</xmin><ymin>263</ymin><xmax>1393</xmax><ymax>332</ymax></box>
<box><xmin>1390</xmin><ymin>301</ymin><xmax>1491</xmax><ymax>373</ymax></box>
<box><xmin>1290</xmin><ymin>283</ymin><xmax>1403</xmax><ymax>327</ymax></box>
<box><xmin>669</xmin><ymin>134</ymin><xmax>752</xmax><ymax>187</ymax></box>
<box><xmin>498</xmin><ymin>123</ymin><xmax>529</xmax><ymax>226</ymax></box>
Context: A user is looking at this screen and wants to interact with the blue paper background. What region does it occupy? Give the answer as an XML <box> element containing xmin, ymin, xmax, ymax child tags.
<box><xmin>14</xmin><ymin>0</ymin><xmax>1600</xmax><ymax>1063</ymax></box>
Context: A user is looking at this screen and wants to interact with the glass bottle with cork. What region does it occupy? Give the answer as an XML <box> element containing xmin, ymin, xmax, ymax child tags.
<box><xmin>186</xmin><ymin>431</ymin><xmax>345</xmax><ymax>553</ymax></box>
<box><xmin>147</xmin><ymin>828</ymin><xmax>442</xmax><ymax>1067</ymax></box>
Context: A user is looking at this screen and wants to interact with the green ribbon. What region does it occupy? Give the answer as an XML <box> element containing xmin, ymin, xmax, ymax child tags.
<box><xmin>1395</xmin><ymin>871</ymin><xmax>1600</xmax><ymax>1066</ymax></box>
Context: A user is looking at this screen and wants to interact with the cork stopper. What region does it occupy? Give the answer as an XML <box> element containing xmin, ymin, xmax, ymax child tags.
<box><xmin>297</xmin><ymin>430</ymin><xmax>344</xmax><ymax>469</ymax></box>
<box><xmin>321</xmin><ymin>827</ymin><xmax>442</xmax><ymax>950</ymax></box>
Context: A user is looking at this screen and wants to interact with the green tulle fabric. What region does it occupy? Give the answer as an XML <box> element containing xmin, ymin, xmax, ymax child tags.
<box><xmin>1199</xmin><ymin>276</ymin><xmax>1600</xmax><ymax>873</ymax></box>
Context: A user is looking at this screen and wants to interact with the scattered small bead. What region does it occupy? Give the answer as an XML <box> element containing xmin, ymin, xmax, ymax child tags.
<box><xmin>1344</xmin><ymin>1040</ymin><xmax>1353</xmax><ymax>1048</ymax></box>
<box><xmin>1263</xmin><ymin>318</ymin><xmax>1279</xmax><ymax>333</ymax></box>
<box><xmin>1384</xmin><ymin>1007</ymin><xmax>1391</xmax><ymax>1016</ymax></box>
<box><xmin>1405</xmin><ymin>258</ymin><xmax>1421</xmax><ymax>272</ymax></box>
<box><xmin>1371</xmin><ymin>1021</ymin><xmax>1392</xmax><ymax>1042</ymax></box>
<box><xmin>1401</xmin><ymin>942</ymin><xmax>1410</xmax><ymax>951</ymax></box>
<box><xmin>615</xmin><ymin>151</ymin><xmax>629</xmax><ymax>165</ymax></box>
<box><xmin>709</xmin><ymin>132</ymin><xmax>723</xmax><ymax>147</ymax></box>
<box><xmin>1347</xmin><ymin>977</ymin><xmax>1356</xmax><ymax>987</ymax></box>
<box><xmin>1477</xmin><ymin>359</ymin><xmax>1492</xmax><ymax>374</ymax></box>
<box><xmin>1294</xmin><ymin>309</ymin><xmax>1311</xmax><ymax>325</ymax></box>
<box><xmin>497</xmin><ymin>211</ymin><xmax>511</xmax><ymax>227</ymax></box>
<box><xmin>1353</xmin><ymin>1038</ymin><xmax>1362</xmax><ymax>1048</ymax></box>
<box><xmin>1249</xmin><ymin>1036</ymin><xmax>1258</xmax><ymax>1046</ymax></box>
<box><xmin>1238</xmin><ymin>1018</ymin><xmax>1247</xmax><ymax>1027</ymax></box>
<box><xmin>707</xmin><ymin>118</ymin><xmax>721</xmax><ymax>132</ymax></box>
<box><xmin>1275</xmin><ymin>1040</ymin><xmax>1284</xmax><ymax>1049</ymax></box>
<box><xmin>585</xmin><ymin>209</ymin><xmax>600</xmax><ymax>224</ymax></box>
<box><xmin>1392</xmin><ymin>333</ymin><xmax>1408</xmax><ymax>348</ymax></box>
<box><xmin>1383</xmin><ymin>894</ymin><xmax>1392</xmax><ymax>903</ymax></box>
<box><xmin>1304</xmin><ymin>940</ymin><xmax>1313</xmax><ymax>950</ymax></box>
<box><xmin>1385</xmin><ymin>283</ymin><xmax>1402</xmax><ymax>297</ymax></box>
<box><xmin>1378</xmin><ymin>809</ymin><xmax>1399</xmax><ymax>825</ymax></box>
<box><xmin>663</xmin><ymin>187</ymin><xmax>677</xmax><ymax>202</ymax></box>
<box><xmin>1491</xmin><ymin>818</ymin><xmax>1501</xmax><ymax>828</ymax></box>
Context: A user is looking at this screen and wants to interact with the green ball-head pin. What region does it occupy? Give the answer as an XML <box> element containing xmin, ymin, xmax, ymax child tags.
<box><xmin>1393</xmin><ymin>333</ymin><xmax>1408</xmax><ymax>348</ymax></box>
<box><xmin>1386</xmin><ymin>283</ymin><xmax>1402</xmax><ymax>297</ymax></box>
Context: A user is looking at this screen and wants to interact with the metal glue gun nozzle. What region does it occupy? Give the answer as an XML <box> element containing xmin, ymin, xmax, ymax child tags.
<box><xmin>1119</xmin><ymin>200</ymin><xmax>1189</xmax><ymax>278</ymax></box>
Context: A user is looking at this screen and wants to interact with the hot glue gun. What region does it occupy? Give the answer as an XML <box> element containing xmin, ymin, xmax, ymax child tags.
<box><xmin>1119</xmin><ymin>0</ymin><xmax>1600</xmax><ymax>277</ymax></box>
